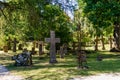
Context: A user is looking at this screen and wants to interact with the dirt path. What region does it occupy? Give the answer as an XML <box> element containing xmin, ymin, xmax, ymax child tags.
<box><xmin>0</xmin><ymin>65</ymin><xmax>23</xmax><ymax>80</ymax></box>
<box><xmin>72</xmin><ymin>73</ymin><xmax>120</xmax><ymax>80</ymax></box>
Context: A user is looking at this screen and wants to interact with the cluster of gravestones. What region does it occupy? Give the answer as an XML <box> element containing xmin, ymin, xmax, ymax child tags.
<box><xmin>94</xmin><ymin>36</ymin><xmax>113</xmax><ymax>51</ymax></box>
<box><xmin>10</xmin><ymin>30</ymin><xmax>87</xmax><ymax>68</ymax></box>
<box><xmin>3</xmin><ymin>37</ymin><xmax>23</xmax><ymax>53</ymax></box>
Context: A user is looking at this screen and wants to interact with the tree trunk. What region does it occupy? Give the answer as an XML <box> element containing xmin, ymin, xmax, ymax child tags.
<box><xmin>113</xmin><ymin>23</ymin><xmax>120</xmax><ymax>51</ymax></box>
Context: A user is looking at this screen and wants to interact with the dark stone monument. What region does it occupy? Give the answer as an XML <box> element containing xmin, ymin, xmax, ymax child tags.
<box><xmin>45</xmin><ymin>31</ymin><xmax>60</xmax><ymax>64</ymax></box>
<box><xmin>12</xmin><ymin>48</ymin><xmax>33</xmax><ymax>66</ymax></box>
<box><xmin>36</xmin><ymin>41</ymin><xmax>39</xmax><ymax>48</ymax></box>
<box><xmin>7</xmin><ymin>37</ymin><xmax>12</xmax><ymax>50</ymax></box>
<box><xmin>30</xmin><ymin>47</ymin><xmax>37</xmax><ymax>55</ymax></box>
<box><xmin>109</xmin><ymin>35</ymin><xmax>113</xmax><ymax>49</ymax></box>
<box><xmin>12</xmin><ymin>38</ymin><xmax>19</xmax><ymax>52</ymax></box>
<box><xmin>100</xmin><ymin>36</ymin><xmax>105</xmax><ymax>50</ymax></box>
<box><xmin>94</xmin><ymin>36</ymin><xmax>99</xmax><ymax>51</ymax></box>
<box><xmin>18</xmin><ymin>44</ymin><xmax>23</xmax><ymax>50</ymax></box>
<box><xmin>38</xmin><ymin>41</ymin><xmax>44</xmax><ymax>56</ymax></box>
<box><xmin>3</xmin><ymin>46</ymin><xmax>8</xmax><ymax>52</ymax></box>
<box><xmin>77</xmin><ymin>51</ymin><xmax>88</xmax><ymax>69</ymax></box>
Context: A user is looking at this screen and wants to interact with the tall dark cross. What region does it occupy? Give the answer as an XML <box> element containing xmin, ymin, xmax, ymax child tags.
<box><xmin>94</xmin><ymin>36</ymin><xmax>99</xmax><ymax>51</ymax></box>
<box><xmin>7</xmin><ymin>37</ymin><xmax>12</xmax><ymax>50</ymax></box>
<box><xmin>38</xmin><ymin>41</ymin><xmax>44</xmax><ymax>56</ymax></box>
<box><xmin>12</xmin><ymin>38</ymin><xmax>19</xmax><ymax>52</ymax></box>
<box><xmin>109</xmin><ymin>35</ymin><xmax>113</xmax><ymax>49</ymax></box>
<box><xmin>100</xmin><ymin>36</ymin><xmax>105</xmax><ymax>50</ymax></box>
<box><xmin>45</xmin><ymin>31</ymin><xmax>60</xmax><ymax>63</ymax></box>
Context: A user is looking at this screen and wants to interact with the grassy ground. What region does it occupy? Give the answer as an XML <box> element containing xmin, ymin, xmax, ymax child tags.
<box><xmin>0</xmin><ymin>49</ymin><xmax>120</xmax><ymax>80</ymax></box>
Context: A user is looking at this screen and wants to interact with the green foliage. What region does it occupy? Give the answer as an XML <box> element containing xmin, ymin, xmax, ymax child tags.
<box><xmin>82</xmin><ymin>0</ymin><xmax>120</xmax><ymax>36</ymax></box>
<box><xmin>0</xmin><ymin>0</ymin><xmax>74</xmax><ymax>45</ymax></box>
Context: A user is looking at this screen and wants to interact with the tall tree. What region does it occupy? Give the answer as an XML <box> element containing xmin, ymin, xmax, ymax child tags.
<box><xmin>82</xmin><ymin>0</ymin><xmax>120</xmax><ymax>50</ymax></box>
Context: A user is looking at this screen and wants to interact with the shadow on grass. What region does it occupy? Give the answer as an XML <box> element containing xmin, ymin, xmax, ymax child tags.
<box><xmin>1</xmin><ymin>51</ymin><xmax>120</xmax><ymax>78</ymax></box>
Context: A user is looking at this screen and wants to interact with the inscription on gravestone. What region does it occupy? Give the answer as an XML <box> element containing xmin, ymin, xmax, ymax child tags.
<box><xmin>45</xmin><ymin>31</ymin><xmax>60</xmax><ymax>63</ymax></box>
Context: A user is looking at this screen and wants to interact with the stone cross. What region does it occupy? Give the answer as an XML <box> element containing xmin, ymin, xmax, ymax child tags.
<box><xmin>12</xmin><ymin>38</ymin><xmax>19</xmax><ymax>52</ymax></box>
<box><xmin>109</xmin><ymin>35</ymin><xmax>113</xmax><ymax>49</ymax></box>
<box><xmin>100</xmin><ymin>36</ymin><xmax>105</xmax><ymax>50</ymax></box>
<box><xmin>45</xmin><ymin>31</ymin><xmax>60</xmax><ymax>63</ymax></box>
<box><xmin>7</xmin><ymin>37</ymin><xmax>12</xmax><ymax>50</ymax></box>
<box><xmin>94</xmin><ymin>36</ymin><xmax>99</xmax><ymax>51</ymax></box>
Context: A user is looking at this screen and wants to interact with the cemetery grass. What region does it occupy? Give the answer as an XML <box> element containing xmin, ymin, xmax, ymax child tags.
<box><xmin>0</xmin><ymin>51</ymin><xmax>120</xmax><ymax>80</ymax></box>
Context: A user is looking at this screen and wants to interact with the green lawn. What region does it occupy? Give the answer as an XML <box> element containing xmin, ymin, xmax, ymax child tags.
<box><xmin>0</xmin><ymin>50</ymin><xmax>120</xmax><ymax>80</ymax></box>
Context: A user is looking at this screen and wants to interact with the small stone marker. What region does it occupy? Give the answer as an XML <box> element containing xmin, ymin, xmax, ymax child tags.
<box><xmin>30</xmin><ymin>47</ymin><xmax>37</xmax><ymax>55</ymax></box>
<box><xmin>36</xmin><ymin>41</ymin><xmax>39</xmax><ymax>48</ymax></box>
<box><xmin>45</xmin><ymin>31</ymin><xmax>60</xmax><ymax>63</ymax></box>
<box><xmin>12</xmin><ymin>38</ymin><xmax>19</xmax><ymax>52</ymax></box>
<box><xmin>109</xmin><ymin>35</ymin><xmax>113</xmax><ymax>49</ymax></box>
<box><xmin>3</xmin><ymin>46</ymin><xmax>8</xmax><ymax>52</ymax></box>
<box><xmin>94</xmin><ymin>36</ymin><xmax>99</xmax><ymax>51</ymax></box>
<box><xmin>100</xmin><ymin>36</ymin><xmax>105</xmax><ymax>50</ymax></box>
<box><xmin>18</xmin><ymin>44</ymin><xmax>23</xmax><ymax>50</ymax></box>
<box><xmin>63</xmin><ymin>43</ymin><xmax>68</xmax><ymax>54</ymax></box>
<box><xmin>60</xmin><ymin>46</ymin><xmax>64</xmax><ymax>58</ymax></box>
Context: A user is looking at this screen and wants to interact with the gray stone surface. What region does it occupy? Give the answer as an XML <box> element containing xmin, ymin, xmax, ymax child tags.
<box><xmin>45</xmin><ymin>31</ymin><xmax>60</xmax><ymax>63</ymax></box>
<box><xmin>0</xmin><ymin>65</ymin><xmax>23</xmax><ymax>80</ymax></box>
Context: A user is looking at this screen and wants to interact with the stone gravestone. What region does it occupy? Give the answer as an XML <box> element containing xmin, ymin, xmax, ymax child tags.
<box><xmin>94</xmin><ymin>36</ymin><xmax>99</xmax><ymax>51</ymax></box>
<box><xmin>7</xmin><ymin>37</ymin><xmax>12</xmax><ymax>50</ymax></box>
<box><xmin>38</xmin><ymin>41</ymin><xmax>44</xmax><ymax>56</ymax></box>
<box><xmin>30</xmin><ymin>47</ymin><xmax>37</xmax><ymax>55</ymax></box>
<box><xmin>109</xmin><ymin>35</ymin><xmax>113</xmax><ymax>49</ymax></box>
<box><xmin>12</xmin><ymin>38</ymin><xmax>19</xmax><ymax>52</ymax></box>
<box><xmin>3</xmin><ymin>46</ymin><xmax>8</xmax><ymax>53</ymax></box>
<box><xmin>100</xmin><ymin>36</ymin><xmax>105</xmax><ymax>50</ymax></box>
<box><xmin>36</xmin><ymin>41</ymin><xmax>39</xmax><ymax>48</ymax></box>
<box><xmin>63</xmin><ymin>43</ymin><xmax>68</xmax><ymax>55</ymax></box>
<box><xmin>18</xmin><ymin>44</ymin><xmax>23</xmax><ymax>50</ymax></box>
<box><xmin>45</xmin><ymin>31</ymin><xmax>60</xmax><ymax>63</ymax></box>
<box><xmin>60</xmin><ymin>46</ymin><xmax>64</xmax><ymax>58</ymax></box>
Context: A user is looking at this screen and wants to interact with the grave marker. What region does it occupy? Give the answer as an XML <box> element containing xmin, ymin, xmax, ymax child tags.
<box><xmin>18</xmin><ymin>44</ymin><xmax>23</xmax><ymax>50</ymax></box>
<box><xmin>12</xmin><ymin>38</ymin><xmax>19</xmax><ymax>52</ymax></box>
<box><xmin>7</xmin><ymin>37</ymin><xmax>12</xmax><ymax>50</ymax></box>
<box><xmin>60</xmin><ymin>46</ymin><xmax>64</xmax><ymax>58</ymax></box>
<box><xmin>100</xmin><ymin>36</ymin><xmax>105</xmax><ymax>50</ymax></box>
<box><xmin>94</xmin><ymin>36</ymin><xmax>99</xmax><ymax>51</ymax></box>
<box><xmin>109</xmin><ymin>35</ymin><xmax>113</xmax><ymax>49</ymax></box>
<box><xmin>38</xmin><ymin>41</ymin><xmax>44</xmax><ymax>56</ymax></box>
<box><xmin>45</xmin><ymin>31</ymin><xmax>60</xmax><ymax>63</ymax></box>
